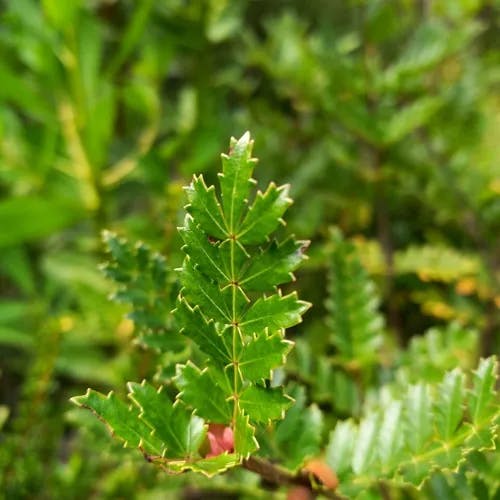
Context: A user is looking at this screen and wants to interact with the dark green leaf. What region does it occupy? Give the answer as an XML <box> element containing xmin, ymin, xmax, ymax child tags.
<box><xmin>179</xmin><ymin>216</ymin><xmax>229</xmax><ymax>283</ymax></box>
<box><xmin>219</xmin><ymin>132</ymin><xmax>257</xmax><ymax>233</ymax></box>
<box><xmin>240</xmin><ymin>238</ymin><xmax>308</xmax><ymax>291</ymax></box>
<box><xmin>234</xmin><ymin>410</ymin><xmax>258</xmax><ymax>457</ymax></box>
<box><xmin>175</xmin><ymin>298</ymin><xmax>231</xmax><ymax>365</ymax></box>
<box><xmin>237</xmin><ymin>183</ymin><xmax>292</xmax><ymax>244</ymax></box>
<box><xmin>239</xmin><ymin>385</ymin><xmax>292</xmax><ymax>423</ymax></box>
<box><xmin>175</xmin><ymin>362</ymin><xmax>233</xmax><ymax>423</ymax></box>
<box><xmin>181</xmin><ymin>259</ymin><xmax>232</xmax><ymax>323</ymax></box>
<box><xmin>239</xmin><ymin>292</ymin><xmax>310</xmax><ymax>336</ymax></box>
<box><xmin>128</xmin><ymin>381</ymin><xmax>206</xmax><ymax>458</ymax></box>
<box><xmin>238</xmin><ymin>332</ymin><xmax>292</xmax><ymax>381</ymax></box>
<box><xmin>70</xmin><ymin>390</ymin><xmax>164</xmax><ymax>455</ymax></box>
<box><xmin>185</xmin><ymin>174</ymin><xmax>228</xmax><ymax>240</ymax></box>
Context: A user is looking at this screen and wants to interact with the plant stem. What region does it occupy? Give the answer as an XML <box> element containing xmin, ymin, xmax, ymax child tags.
<box><xmin>242</xmin><ymin>456</ymin><xmax>346</xmax><ymax>500</ymax></box>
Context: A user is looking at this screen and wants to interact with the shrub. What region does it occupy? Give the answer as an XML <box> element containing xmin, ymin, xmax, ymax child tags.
<box><xmin>72</xmin><ymin>133</ymin><xmax>499</xmax><ymax>498</ymax></box>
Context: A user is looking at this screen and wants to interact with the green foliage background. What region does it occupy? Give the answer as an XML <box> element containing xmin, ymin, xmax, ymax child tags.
<box><xmin>0</xmin><ymin>0</ymin><xmax>498</xmax><ymax>498</ymax></box>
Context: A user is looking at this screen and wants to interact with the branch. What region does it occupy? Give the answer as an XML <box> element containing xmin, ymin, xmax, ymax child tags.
<box><xmin>242</xmin><ymin>456</ymin><xmax>346</xmax><ymax>500</ymax></box>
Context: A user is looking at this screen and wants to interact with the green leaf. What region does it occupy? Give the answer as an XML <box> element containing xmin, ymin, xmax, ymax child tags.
<box><xmin>326</xmin><ymin>419</ymin><xmax>356</xmax><ymax>478</ymax></box>
<box><xmin>144</xmin><ymin>451</ymin><xmax>240</xmax><ymax>476</ymax></box>
<box><xmin>239</xmin><ymin>385</ymin><xmax>292</xmax><ymax>423</ymax></box>
<box><xmin>240</xmin><ymin>238</ymin><xmax>309</xmax><ymax>291</ymax></box>
<box><xmin>105</xmin><ymin>0</ymin><xmax>154</xmax><ymax>76</ymax></box>
<box><xmin>0</xmin><ymin>405</ymin><xmax>8</xmax><ymax>430</ymax></box>
<box><xmin>352</xmin><ymin>413</ymin><xmax>379</xmax><ymax>474</ymax></box>
<box><xmin>395</xmin><ymin>244</ymin><xmax>480</xmax><ymax>282</ymax></box>
<box><xmin>327</xmin><ymin>228</ymin><xmax>384</xmax><ymax>363</ymax></box>
<box><xmin>0</xmin><ymin>61</ymin><xmax>53</xmax><ymax>120</ymax></box>
<box><xmin>74</xmin><ymin>132</ymin><xmax>309</xmax><ymax>474</ymax></box>
<box><xmin>102</xmin><ymin>232</ymin><xmax>175</xmax><ymax>343</ymax></box>
<box><xmin>219</xmin><ymin>132</ymin><xmax>257</xmax><ymax>232</ymax></box>
<box><xmin>218</xmin><ymin>237</ymin><xmax>250</xmax><ymax>280</ymax></box>
<box><xmin>176</xmin><ymin>132</ymin><xmax>309</xmax><ymax>447</ymax></box>
<box><xmin>234</xmin><ymin>410</ymin><xmax>258</xmax><ymax>457</ymax></box>
<box><xmin>405</xmin><ymin>384</ymin><xmax>432</xmax><ymax>453</ymax></box>
<box><xmin>377</xmin><ymin>400</ymin><xmax>404</xmax><ymax>468</ymax></box>
<box><xmin>181</xmin><ymin>259</ymin><xmax>232</xmax><ymax>323</ymax></box>
<box><xmin>435</xmin><ymin>370</ymin><xmax>465</xmax><ymax>440</ymax></box>
<box><xmin>238</xmin><ymin>332</ymin><xmax>292</xmax><ymax>381</ymax></box>
<box><xmin>382</xmin><ymin>20</ymin><xmax>479</xmax><ymax>88</ymax></box>
<box><xmin>0</xmin><ymin>196</ymin><xmax>84</xmax><ymax>247</ymax></box>
<box><xmin>175</xmin><ymin>298</ymin><xmax>231</xmax><ymax>366</ymax></box>
<box><xmin>185</xmin><ymin>174</ymin><xmax>228</xmax><ymax>240</ymax></box>
<box><xmin>325</xmin><ymin>357</ymin><xmax>499</xmax><ymax>496</ymax></box>
<box><xmin>0</xmin><ymin>326</ymin><xmax>34</xmax><ymax>349</ymax></box>
<box><xmin>184</xmin><ymin>454</ymin><xmax>240</xmax><ymax>476</ymax></box>
<box><xmin>175</xmin><ymin>362</ymin><xmax>233</xmax><ymax>423</ymax></box>
<box><xmin>179</xmin><ymin>216</ymin><xmax>229</xmax><ymax>283</ymax></box>
<box><xmin>399</xmin><ymin>322</ymin><xmax>479</xmax><ymax>383</ymax></box>
<box><xmin>71</xmin><ymin>385</ymin><xmax>242</xmax><ymax>477</ymax></box>
<box><xmin>134</xmin><ymin>331</ymin><xmax>185</xmax><ymax>353</ymax></box>
<box><xmin>383</xmin><ymin>96</ymin><xmax>442</xmax><ymax>144</ymax></box>
<box><xmin>275</xmin><ymin>386</ymin><xmax>324</xmax><ymax>471</ymax></box>
<box><xmin>464</xmin><ymin>423</ymin><xmax>497</xmax><ymax>450</ymax></box>
<box><xmin>237</xmin><ymin>183</ymin><xmax>292</xmax><ymax>244</ymax></box>
<box><xmin>239</xmin><ymin>292</ymin><xmax>310</xmax><ymax>336</ymax></box>
<box><xmin>469</xmin><ymin>357</ymin><xmax>498</xmax><ymax>425</ymax></box>
<box><xmin>70</xmin><ymin>390</ymin><xmax>164</xmax><ymax>455</ymax></box>
<box><xmin>127</xmin><ymin>381</ymin><xmax>206</xmax><ymax>458</ymax></box>
<box><xmin>177</xmin><ymin>132</ymin><xmax>308</xmax><ymax>442</ymax></box>
<box><xmin>0</xmin><ymin>247</ymin><xmax>36</xmax><ymax>295</ymax></box>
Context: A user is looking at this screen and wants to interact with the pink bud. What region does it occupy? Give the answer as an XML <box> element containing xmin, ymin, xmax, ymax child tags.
<box><xmin>205</xmin><ymin>423</ymin><xmax>234</xmax><ymax>457</ymax></box>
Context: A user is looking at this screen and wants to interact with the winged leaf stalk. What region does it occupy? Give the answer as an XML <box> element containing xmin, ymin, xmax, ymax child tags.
<box><xmin>71</xmin><ymin>132</ymin><xmax>310</xmax><ymax>475</ymax></box>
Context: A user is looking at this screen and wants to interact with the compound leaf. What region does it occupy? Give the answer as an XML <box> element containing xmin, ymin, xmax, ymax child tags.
<box><xmin>325</xmin><ymin>357</ymin><xmax>499</xmax><ymax>497</ymax></box>
<box><xmin>327</xmin><ymin>228</ymin><xmax>384</xmax><ymax>363</ymax></box>
<box><xmin>101</xmin><ymin>231</ymin><xmax>180</xmax><ymax>350</ymax></box>
<box><xmin>73</xmin><ymin>132</ymin><xmax>309</xmax><ymax>477</ymax></box>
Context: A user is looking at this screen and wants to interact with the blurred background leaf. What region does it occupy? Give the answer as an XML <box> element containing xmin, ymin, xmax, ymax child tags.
<box><xmin>0</xmin><ymin>0</ymin><xmax>498</xmax><ymax>498</ymax></box>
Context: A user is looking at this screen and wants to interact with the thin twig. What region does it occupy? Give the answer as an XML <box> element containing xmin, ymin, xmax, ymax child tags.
<box><xmin>242</xmin><ymin>456</ymin><xmax>346</xmax><ymax>500</ymax></box>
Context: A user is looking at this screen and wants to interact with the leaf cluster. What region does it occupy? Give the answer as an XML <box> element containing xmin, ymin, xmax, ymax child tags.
<box><xmin>327</xmin><ymin>357</ymin><xmax>499</xmax><ymax>497</ymax></box>
<box><xmin>72</xmin><ymin>133</ymin><xmax>310</xmax><ymax>474</ymax></box>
